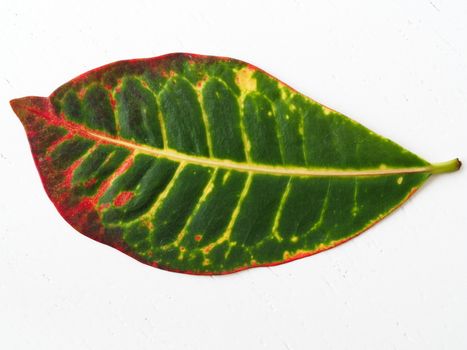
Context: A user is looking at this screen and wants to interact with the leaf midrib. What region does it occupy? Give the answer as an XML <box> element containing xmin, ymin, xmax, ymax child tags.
<box><xmin>33</xmin><ymin>105</ymin><xmax>434</xmax><ymax>177</ymax></box>
<box><xmin>93</xmin><ymin>131</ymin><xmax>434</xmax><ymax>176</ymax></box>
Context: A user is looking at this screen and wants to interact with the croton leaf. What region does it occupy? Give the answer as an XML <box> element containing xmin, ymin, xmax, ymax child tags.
<box><xmin>10</xmin><ymin>53</ymin><xmax>460</xmax><ymax>274</ymax></box>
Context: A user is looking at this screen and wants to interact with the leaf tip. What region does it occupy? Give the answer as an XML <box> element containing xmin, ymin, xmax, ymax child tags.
<box><xmin>10</xmin><ymin>96</ymin><xmax>49</xmax><ymax>122</ymax></box>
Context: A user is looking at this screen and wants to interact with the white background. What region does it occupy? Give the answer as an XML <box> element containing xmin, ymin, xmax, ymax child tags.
<box><xmin>1</xmin><ymin>1</ymin><xmax>466</xmax><ymax>349</ymax></box>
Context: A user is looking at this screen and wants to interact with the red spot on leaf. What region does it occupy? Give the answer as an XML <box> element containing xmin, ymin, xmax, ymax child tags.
<box><xmin>194</xmin><ymin>234</ymin><xmax>202</xmax><ymax>242</ymax></box>
<box><xmin>114</xmin><ymin>191</ymin><xmax>134</xmax><ymax>207</ymax></box>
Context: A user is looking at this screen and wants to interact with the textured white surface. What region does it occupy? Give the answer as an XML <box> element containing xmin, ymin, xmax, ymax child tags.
<box><xmin>1</xmin><ymin>1</ymin><xmax>466</xmax><ymax>349</ymax></box>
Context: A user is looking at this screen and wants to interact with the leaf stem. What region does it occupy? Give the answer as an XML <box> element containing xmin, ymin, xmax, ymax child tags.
<box><xmin>430</xmin><ymin>158</ymin><xmax>462</xmax><ymax>174</ymax></box>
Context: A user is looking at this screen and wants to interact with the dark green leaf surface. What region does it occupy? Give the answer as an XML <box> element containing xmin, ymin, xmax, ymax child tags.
<box><xmin>10</xmin><ymin>53</ymin><xmax>460</xmax><ymax>274</ymax></box>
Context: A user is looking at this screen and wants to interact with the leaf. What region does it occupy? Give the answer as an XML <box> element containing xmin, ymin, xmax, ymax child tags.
<box><xmin>10</xmin><ymin>53</ymin><xmax>460</xmax><ymax>275</ymax></box>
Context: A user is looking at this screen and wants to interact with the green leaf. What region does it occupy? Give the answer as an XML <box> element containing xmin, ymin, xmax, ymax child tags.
<box><xmin>10</xmin><ymin>53</ymin><xmax>460</xmax><ymax>274</ymax></box>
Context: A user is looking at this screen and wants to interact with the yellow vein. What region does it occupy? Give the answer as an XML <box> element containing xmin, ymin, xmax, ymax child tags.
<box><xmin>236</xmin><ymin>69</ymin><xmax>254</xmax><ymax>163</ymax></box>
<box><xmin>271</xmin><ymin>177</ymin><xmax>292</xmax><ymax>242</ymax></box>
<box><xmin>238</xmin><ymin>105</ymin><xmax>252</xmax><ymax>162</ymax></box>
<box><xmin>270</xmin><ymin>98</ymin><xmax>286</xmax><ymax>165</ymax></box>
<box><xmin>81</xmin><ymin>141</ymin><xmax>99</xmax><ymax>159</ymax></box>
<box><xmin>172</xmin><ymin>168</ymin><xmax>219</xmax><ymax>248</ymax></box>
<box><xmin>87</xmin><ymin>131</ymin><xmax>445</xmax><ymax>177</ymax></box>
<box><xmin>127</xmin><ymin>162</ymin><xmax>186</xmax><ymax>228</ymax></box>
<box><xmin>140</xmin><ymin>76</ymin><xmax>168</xmax><ymax>149</ymax></box>
<box><xmin>156</xmin><ymin>101</ymin><xmax>168</xmax><ymax>150</ymax></box>
<box><xmin>297</xmin><ymin>101</ymin><xmax>308</xmax><ymax>164</ymax></box>
<box><xmin>111</xmin><ymin>80</ymin><xmax>123</xmax><ymax>135</ymax></box>
<box><xmin>308</xmin><ymin>181</ymin><xmax>331</xmax><ymax>233</ymax></box>
<box><xmin>150</xmin><ymin>162</ymin><xmax>185</xmax><ymax>216</ymax></box>
<box><xmin>213</xmin><ymin>172</ymin><xmax>253</xmax><ymax>247</ymax></box>
<box><xmin>196</xmin><ymin>82</ymin><xmax>214</xmax><ymax>157</ymax></box>
<box><xmin>351</xmin><ymin>178</ymin><xmax>359</xmax><ymax>217</ymax></box>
